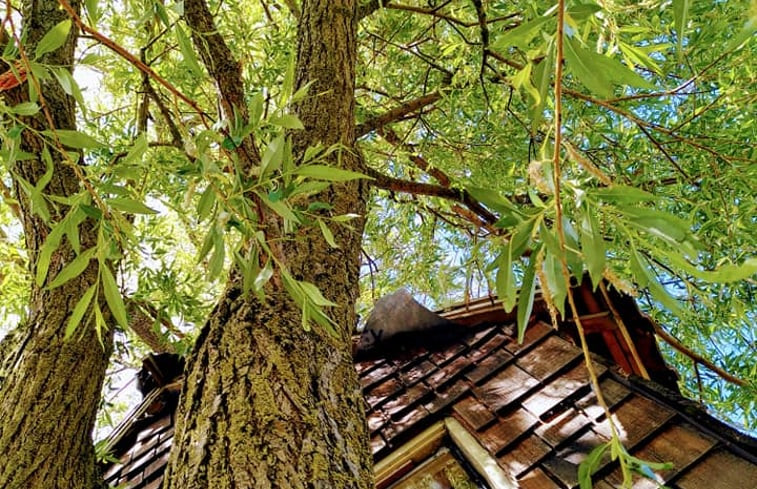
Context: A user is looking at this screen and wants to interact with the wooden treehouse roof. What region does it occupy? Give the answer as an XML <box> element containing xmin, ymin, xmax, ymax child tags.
<box><xmin>101</xmin><ymin>282</ymin><xmax>757</xmax><ymax>489</ymax></box>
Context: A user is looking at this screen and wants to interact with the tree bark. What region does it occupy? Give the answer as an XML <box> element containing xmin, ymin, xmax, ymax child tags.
<box><xmin>162</xmin><ymin>1</ymin><xmax>373</xmax><ymax>487</ymax></box>
<box><xmin>0</xmin><ymin>1</ymin><xmax>114</xmax><ymax>487</ymax></box>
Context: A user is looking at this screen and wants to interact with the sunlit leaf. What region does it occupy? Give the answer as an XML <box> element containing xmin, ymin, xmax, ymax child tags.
<box><xmin>47</xmin><ymin>247</ymin><xmax>96</xmax><ymax>289</ymax></box>
<box><xmin>517</xmin><ymin>244</ymin><xmax>542</xmax><ymax>343</ymax></box>
<box><xmin>100</xmin><ymin>263</ymin><xmax>129</xmax><ymax>329</ymax></box>
<box><xmin>35</xmin><ymin>19</ymin><xmax>72</xmax><ymax>59</ymax></box>
<box><xmin>66</xmin><ymin>284</ymin><xmax>96</xmax><ymax>339</ymax></box>
<box><xmin>294</xmin><ymin>165</ymin><xmax>372</xmax><ymax>182</ymax></box>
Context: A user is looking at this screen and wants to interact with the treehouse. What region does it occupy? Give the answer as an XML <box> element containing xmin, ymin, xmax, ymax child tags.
<box><xmin>101</xmin><ymin>280</ymin><xmax>757</xmax><ymax>488</ymax></box>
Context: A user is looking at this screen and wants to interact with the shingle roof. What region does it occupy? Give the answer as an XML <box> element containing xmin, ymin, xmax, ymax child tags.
<box><xmin>102</xmin><ymin>284</ymin><xmax>757</xmax><ymax>489</ymax></box>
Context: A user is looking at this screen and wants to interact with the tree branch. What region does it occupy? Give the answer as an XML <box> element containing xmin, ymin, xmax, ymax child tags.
<box><xmin>357</xmin><ymin>91</ymin><xmax>442</xmax><ymax>137</ymax></box>
<box><xmin>281</xmin><ymin>0</ymin><xmax>300</xmax><ymax>18</ymax></box>
<box><xmin>651</xmin><ymin>321</ymin><xmax>748</xmax><ymax>387</ymax></box>
<box><xmin>358</xmin><ymin>0</ymin><xmax>393</xmax><ymax>20</ymax></box>
<box><xmin>183</xmin><ymin>0</ymin><xmax>260</xmax><ymax>168</ymax></box>
<box><xmin>377</xmin><ymin>126</ymin><xmax>450</xmax><ymax>186</ymax></box>
<box><xmin>361</xmin><ymin>165</ymin><xmax>498</xmax><ymax>228</ymax></box>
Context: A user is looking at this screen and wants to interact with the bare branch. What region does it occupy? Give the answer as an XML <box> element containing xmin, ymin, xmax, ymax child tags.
<box><xmin>357</xmin><ymin>91</ymin><xmax>442</xmax><ymax>137</ymax></box>
<box><xmin>361</xmin><ymin>165</ymin><xmax>498</xmax><ymax>228</ymax></box>
<box><xmin>652</xmin><ymin>321</ymin><xmax>748</xmax><ymax>387</ymax></box>
<box><xmin>377</xmin><ymin>126</ymin><xmax>450</xmax><ymax>186</ymax></box>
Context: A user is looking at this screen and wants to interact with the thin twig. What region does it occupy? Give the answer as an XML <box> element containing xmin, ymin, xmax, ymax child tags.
<box><xmin>653</xmin><ymin>322</ymin><xmax>747</xmax><ymax>387</ymax></box>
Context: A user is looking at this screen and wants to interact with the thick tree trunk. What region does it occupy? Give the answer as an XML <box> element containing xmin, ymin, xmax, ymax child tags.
<box><xmin>163</xmin><ymin>1</ymin><xmax>373</xmax><ymax>487</ymax></box>
<box><xmin>0</xmin><ymin>1</ymin><xmax>114</xmax><ymax>487</ymax></box>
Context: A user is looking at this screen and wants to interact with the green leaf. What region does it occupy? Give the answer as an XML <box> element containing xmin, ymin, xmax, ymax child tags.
<box><xmin>618</xmin><ymin>42</ymin><xmax>662</xmax><ymax>75</ymax></box>
<box><xmin>578</xmin><ymin>442</ymin><xmax>610</xmax><ymax>489</ymax></box>
<box><xmin>510</xmin><ymin>217</ymin><xmax>538</xmax><ymax>258</ymax></box>
<box><xmin>36</xmin><ymin>220</ymin><xmax>66</xmax><ymax>286</ymax></box>
<box><xmin>270</xmin><ymin>114</ymin><xmax>304</xmax><ymax>130</ymax></box>
<box><xmin>630</xmin><ymin>250</ymin><xmax>685</xmax><ymax>316</ymax></box>
<box><xmin>726</xmin><ymin>19</ymin><xmax>757</xmax><ymax>52</ymax></box>
<box><xmin>10</xmin><ymin>102</ymin><xmax>40</xmax><ymax>116</ymax></box>
<box><xmin>107</xmin><ymin>197</ymin><xmax>158</xmax><ymax>215</ymax></box>
<box><xmin>153</xmin><ymin>0</ymin><xmax>170</xmax><ymax>27</ymax></box>
<box><xmin>517</xmin><ymin>244</ymin><xmax>542</xmax><ymax>343</ymax></box>
<box><xmin>260</xmin><ymin>135</ymin><xmax>285</xmax><ymax>179</ymax></box>
<box><xmin>63</xmin><ymin>208</ymin><xmax>84</xmax><ymax>255</ymax></box>
<box><xmin>495</xmin><ymin>15</ymin><xmax>552</xmax><ymax>50</ymax></box>
<box><xmin>496</xmin><ymin>240</ymin><xmax>518</xmax><ymax>312</ymax></box>
<box><xmin>543</xmin><ymin>251</ymin><xmax>567</xmax><ymax>318</ymax></box>
<box><xmin>565</xmin><ymin>38</ymin><xmax>655</xmax><ymax>97</ymax></box>
<box><xmin>318</xmin><ymin>219</ymin><xmax>339</xmax><ymax>248</ymax></box>
<box><xmin>197</xmin><ymin>186</ymin><xmax>216</xmax><ymax>221</ymax></box>
<box><xmin>280</xmin><ymin>53</ymin><xmax>296</xmax><ymax>105</ymax></box>
<box><xmin>35</xmin><ymin>19</ymin><xmax>72</xmax><ymax>59</ymax></box>
<box><xmin>123</xmin><ymin>133</ymin><xmax>148</xmax><ymax>165</ymax></box>
<box><xmin>294</xmin><ymin>165</ymin><xmax>373</xmax><ymax>182</ymax></box>
<box><xmin>672</xmin><ymin>0</ymin><xmax>691</xmax><ymax>60</ymax></box>
<box><xmin>567</xmin><ymin>2</ymin><xmax>602</xmax><ymax>20</ymax></box>
<box><xmin>100</xmin><ymin>263</ymin><xmax>129</xmax><ymax>328</ymax></box>
<box><xmin>47</xmin><ymin>247</ymin><xmax>96</xmax><ymax>289</ymax></box>
<box><xmin>564</xmin><ymin>37</ymin><xmax>614</xmax><ymax>98</ymax></box>
<box><xmin>512</xmin><ymin>62</ymin><xmax>540</xmax><ymax>105</ymax></box>
<box><xmin>66</xmin><ymin>284</ymin><xmax>96</xmax><ymax>339</ymax></box>
<box><xmin>658</xmin><ymin>251</ymin><xmax>757</xmax><ymax>284</ymax></box>
<box><xmin>618</xmin><ymin>206</ymin><xmax>691</xmax><ymax>244</ymax></box>
<box><xmin>579</xmin><ymin>207</ymin><xmax>605</xmax><ymax>288</ymax></box>
<box><xmin>51</xmin><ymin>67</ymin><xmax>87</xmax><ymax>115</ymax></box>
<box><xmin>299</xmin><ymin>281</ymin><xmax>337</xmax><ymax>307</ymax></box>
<box><xmin>175</xmin><ymin>25</ymin><xmax>204</xmax><ymax>77</ymax></box>
<box><xmin>467</xmin><ymin>186</ymin><xmax>521</xmax><ymax>216</ymax></box>
<box><xmin>85</xmin><ymin>0</ymin><xmax>100</xmax><ymax>23</ymax></box>
<box><xmin>259</xmin><ymin>192</ymin><xmax>300</xmax><ymax>223</ymax></box>
<box><xmin>208</xmin><ymin>230</ymin><xmax>225</xmax><ymax>279</ymax></box>
<box><xmin>254</xmin><ymin>260</ymin><xmax>273</xmax><ymax>291</ymax></box>
<box><xmin>531</xmin><ymin>44</ymin><xmax>554</xmax><ymax>131</ymax></box>
<box><xmin>589</xmin><ymin>185</ymin><xmax>658</xmax><ymax>204</ymax></box>
<box><xmin>44</xmin><ymin>129</ymin><xmax>103</xmax><ymax>149</ymax></box>
<box><xmin>289</xmin><ymin>181</ymin><xmax>331</xmax><ymax>198</ymax></box>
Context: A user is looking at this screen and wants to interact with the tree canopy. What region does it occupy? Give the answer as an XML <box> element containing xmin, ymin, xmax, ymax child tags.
<box><xmin>0</xmin><ymin>0</ymin><xmax>755</xmax><ymax>486</ymax></box>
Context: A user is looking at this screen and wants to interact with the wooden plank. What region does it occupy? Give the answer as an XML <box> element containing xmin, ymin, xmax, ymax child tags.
<box><xmin>476</xmin><ymin>409</ymin><xmax>539</xmax><ymax>455</ymax></box>
<box><xmin>497</xmin><ymin>434</ymin><xmax>552</xmax><ymax>477</ymax></box>
<box><xmin>505</xmin><ymin>321</ymin><xmax>553</xmax><ymax>355</ymax></box>
<box><xmin>445</xmin><ymin>417</ymin><xmax>517</xmax><ymax>489</ymax></box>
<box><xmin>475</xmin><ymin>365</ymin><xmax>539</xmax><ymax>413</ymax></box>
<box><xmin>452</xmin><ymin>395</ymin><xmax>496</xmax><ymax>431</ymax></box>
<box><xmin>593</xmin><ymin>395</ymin><xmax>675</xmax><ymax>449</ymax></box>
<box><xmin>603</xmin><ymin>422</ymin><xmax>717</xmax><ymax>487</ymax></box>
<box><xmin>675</xmin><ymin>448</ymin><xmax>757</xmax><ymax>489</ymax></box>
<box><xmin>541</xmin><ymin>428</ymin><xmax>611</xmax><ymax>488</ymax></box>
<box><xmin>575</xmin><ymin>377</ymin><xmax>631</xmax><ymax>420</ymax></box>
<box><xmin>516</xmin><ymin>335</ymin><xmax>582</xmax><ymax>382</ymax></box>
<box><xmin>523</xmin><ymin>363</ymin><xmax>596</xmax><ymax>417</ymax></box>
<box><xmin>535</xmin><ymin>408</ymin><xmax>592</xmax><ymax>448</ymax></box>
<box><xmin>518</xmin><ymin>467</ymin><xmax>561</xmax><ymax>489</ymax></box>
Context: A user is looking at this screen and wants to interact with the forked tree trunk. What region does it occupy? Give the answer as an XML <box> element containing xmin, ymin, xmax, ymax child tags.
<box><xmin>0</xmin><ymin>2</ymin><xmax>114</xmax><ymax>487</ymax></box>
<box><xmin>162</xmin><ymin>1</ymin><xmax>373</xmax><ymax>487</ymax></box>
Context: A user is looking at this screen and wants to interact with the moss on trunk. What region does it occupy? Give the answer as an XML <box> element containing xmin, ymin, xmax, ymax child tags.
<box><xmin>0</xmin><ymin>1</ymin><xmax>114</xmax><ymax>487</ymax></box>
<box><xmin>163</xmin><ymin>1</ymin><xmax>374</xmax><ymax>487</ymax></box>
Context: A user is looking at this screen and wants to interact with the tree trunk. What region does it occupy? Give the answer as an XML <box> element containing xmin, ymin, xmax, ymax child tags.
<box><xmin>162</xmin><ymin>1</ymin><xmax>373</xmax><ymax>487</ymax></box>
<box><xmin>0</xmin><ymin>1</ymin><xmax>114</xmax><ymax>487</ymax></box>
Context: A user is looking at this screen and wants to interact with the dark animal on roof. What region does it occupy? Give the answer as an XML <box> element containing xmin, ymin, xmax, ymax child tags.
<box><xmin>356</xmin><ymin>289</ymin><xmax>459</xmax><ymax>354</ymax></box>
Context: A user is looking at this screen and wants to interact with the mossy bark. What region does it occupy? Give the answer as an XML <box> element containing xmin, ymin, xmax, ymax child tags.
<box><xmin>0</xmin><ymin>1</ymin><xmax>114</xmax><ymax>487</ymax></box>
<box><xmin>163</xmin><ymin>1</ymin><xmax>373</xmax><ymax>487</ymax></box>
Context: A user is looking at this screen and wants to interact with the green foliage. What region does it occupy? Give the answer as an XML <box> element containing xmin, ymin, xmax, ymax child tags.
<box><xmin>1</xmin><ymin>0</ymin><xmax>755</xmax><ymax>460</ymax></box>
